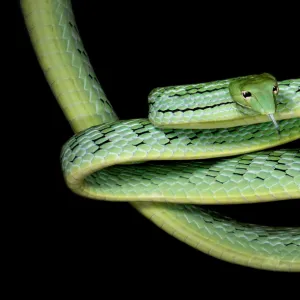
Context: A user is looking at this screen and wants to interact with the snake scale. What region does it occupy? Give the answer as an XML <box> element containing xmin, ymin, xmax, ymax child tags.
<box><xmin>21</xmin><ymin>0</ymin><xmax>300</xmax><ymax>271</ymax></box>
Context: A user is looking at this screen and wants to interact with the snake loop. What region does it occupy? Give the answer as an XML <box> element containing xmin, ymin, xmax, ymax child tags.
<box><xmin>21</xmin><ymin>0</ymin><xmax>300</xmax><ymax>271</ymax></box>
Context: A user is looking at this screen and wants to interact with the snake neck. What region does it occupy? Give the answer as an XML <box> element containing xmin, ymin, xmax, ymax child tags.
<box><xmin>149</xmin><ymin>79</ymin><xmax>300</xmax><ymax>129</ymax></box>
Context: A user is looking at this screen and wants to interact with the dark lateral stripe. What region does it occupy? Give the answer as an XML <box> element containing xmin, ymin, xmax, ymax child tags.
<box><xmin>157</xmin><ymin>101</ymin><xmax>234</xmax><ymax>114</ymax></box>
<box><xmin>296</xmin><ymin>88</ymin><xmax>300</xmax><ymax>93</ymax></box>
<box><xmin>234</xmin><ymin>101</ymin><xmax>250</xmax><ymax>110</ymax></box>
<box><xmin>168</xmin><ymin>87</ymin><xmax>228</xmax><ymax>98</ymax></box>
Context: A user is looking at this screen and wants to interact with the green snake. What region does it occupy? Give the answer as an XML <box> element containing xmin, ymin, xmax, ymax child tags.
<box><xmin>21</xmin><ymin>0</ymin><xmax>300</xmax><ymax>271</ymax></box>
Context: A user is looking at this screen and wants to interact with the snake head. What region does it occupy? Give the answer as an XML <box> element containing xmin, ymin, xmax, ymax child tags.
<box><xmin>229</xmin><ymin>73</ymin><xmax>279</xmax><ymax>115</ymax></box>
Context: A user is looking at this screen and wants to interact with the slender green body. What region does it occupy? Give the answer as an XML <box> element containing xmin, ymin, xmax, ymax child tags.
<box><xmin>149</xmin><ymin>77</ymin><xmax>299</xmax><ymax>128</ymax></box>
<box><xmin>21</xmin><ymin>0</ymin><xmax>300</xmax><ymax>271</ymax></box>
<box><xmin>62</xmin><ymin>118</ymin><xmax>300</xmax><ymax>203</ymax></box>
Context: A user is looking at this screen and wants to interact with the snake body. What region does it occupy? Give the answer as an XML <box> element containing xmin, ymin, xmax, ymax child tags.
<box><xmin>21</xmin><ymin>0</ymin><xmax>300</xmax><ymax>271</ymax></box>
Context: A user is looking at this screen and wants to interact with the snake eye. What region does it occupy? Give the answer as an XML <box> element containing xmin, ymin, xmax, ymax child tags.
<box><xmin>273</xmin><ymin>85</ymin><xmax>279</xmax><ymax>94</ymax></box>
<box><xmin>242</xmin><ymin>91</ymin><xmax>252</xmax><ymax>99</ymax></box>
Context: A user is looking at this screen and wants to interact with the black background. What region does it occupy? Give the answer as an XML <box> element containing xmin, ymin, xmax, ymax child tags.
<box><xmin>18</xmin><ymin>1</ymin><xmax>299</xmax><ymax>276</ymax></box>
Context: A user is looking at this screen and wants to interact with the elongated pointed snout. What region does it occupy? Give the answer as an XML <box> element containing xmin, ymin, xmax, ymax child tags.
<box><xmin>249</xmin><ymin>92</ymin><xmax>276</xmax><ymax>115</ymax></box>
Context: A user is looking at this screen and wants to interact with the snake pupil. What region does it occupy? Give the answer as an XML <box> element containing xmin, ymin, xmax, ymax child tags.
<box><xmin>242</xmin><ymin>91</ymin><xmax>252</xmax><ymax>99</ymax></box>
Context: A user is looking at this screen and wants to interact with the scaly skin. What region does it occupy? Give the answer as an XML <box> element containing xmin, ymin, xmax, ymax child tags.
<box><xmin>62</xmin><ymin>118</ymin><xmax>300</xmax><ymax>203</ymax></box>
<box><xmin>21</xmin><ymin>0</ymin><xmax>300</xmax><ymax>271</ymax></box>
<box><xmin>149</xmin><ymin>77</ymin><xmax>299</xmax><ymax>128</ymax></box>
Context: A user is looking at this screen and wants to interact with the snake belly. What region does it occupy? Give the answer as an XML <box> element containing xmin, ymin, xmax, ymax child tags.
<box><xmin>21</xmin><ymin>0</ymin><xmax>300</xmax><ymax>271</ymax></box>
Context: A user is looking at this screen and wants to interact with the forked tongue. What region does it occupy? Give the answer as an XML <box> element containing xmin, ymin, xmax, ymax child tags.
<box><xmin>268</xmin><ymin>114</ymin><xmax>280</xmax><ymax>135</ymax></box>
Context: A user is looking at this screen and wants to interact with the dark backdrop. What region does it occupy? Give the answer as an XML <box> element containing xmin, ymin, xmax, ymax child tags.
<box><xmin>18</xmin><ymin>0</ymin><xmax>299</xmax><ymax>276</ymax></box>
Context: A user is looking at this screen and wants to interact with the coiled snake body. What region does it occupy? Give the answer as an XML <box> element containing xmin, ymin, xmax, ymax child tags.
<box><xmin>21</xmin><ymin>0</ymin><xmax>300</xmax><ymax>271</ymax></box>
